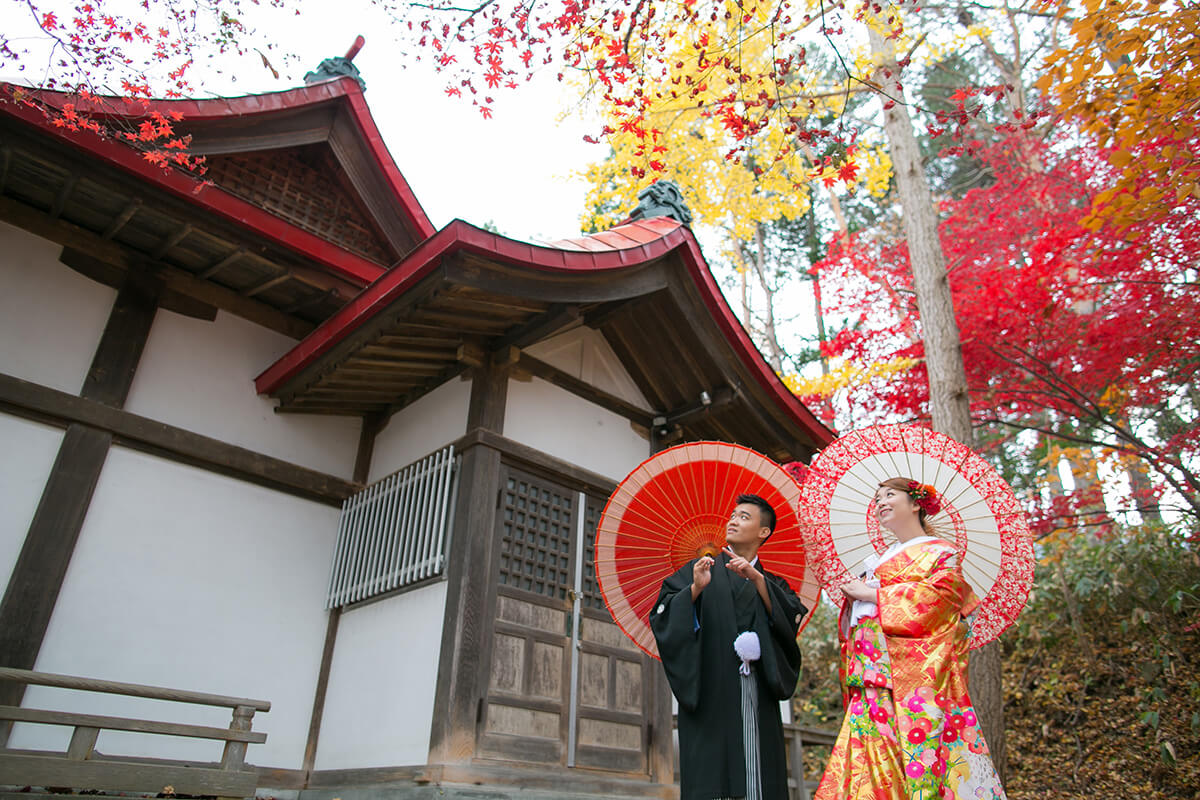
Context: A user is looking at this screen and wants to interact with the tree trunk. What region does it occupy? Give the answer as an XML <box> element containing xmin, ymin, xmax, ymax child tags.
<box><xmin>750</xmin><ymin>222</ymin><xmax>786</xmax><ymax>372</ymax></box>
<box><xmin>865</xmin><ymin>15</ymin><xmax>1008</xmax><ymax>782</ymax></box>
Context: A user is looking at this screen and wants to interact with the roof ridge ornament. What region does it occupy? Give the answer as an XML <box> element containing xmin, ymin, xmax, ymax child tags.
<box><xmin>628</xmin><ymin>180</ymin><xmax>693</xmax><ymax>226</ymax></box>
<box><xmin>304</xmin><ymin>36</ymin><xmax>367</xmax><ymax>90</ymax></box>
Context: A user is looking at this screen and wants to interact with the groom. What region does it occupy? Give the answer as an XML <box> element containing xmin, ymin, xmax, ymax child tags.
<box><xmin>650</xmin><ymin>493</ymin><xmax>807</xmax><ymax>800</ymax></box>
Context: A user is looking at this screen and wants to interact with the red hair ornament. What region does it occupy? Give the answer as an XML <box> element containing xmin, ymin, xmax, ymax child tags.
<box><xmin>906</xmin><ymin>481</ymin><xmax>942</xmax><ymax>516</ymax></box>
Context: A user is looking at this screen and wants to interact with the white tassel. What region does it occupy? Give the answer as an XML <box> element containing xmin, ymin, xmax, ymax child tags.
<box><xmin>734</xmin><ymin>631</ymin><xmax>761</xmax><ymax>675</ymax></box>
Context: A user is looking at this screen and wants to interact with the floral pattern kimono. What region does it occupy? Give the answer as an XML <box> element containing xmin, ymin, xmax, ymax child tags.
<box><xmin>815</xmin><ymin>538</ymin><xmax>1006</xmax><ymax>800</ymax></box>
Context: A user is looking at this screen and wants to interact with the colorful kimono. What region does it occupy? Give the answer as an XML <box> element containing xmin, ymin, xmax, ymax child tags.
<box><xmin>815</xmin><ymin>538</ymin><xmax>1006</xmax><ymax>800</ymax></box>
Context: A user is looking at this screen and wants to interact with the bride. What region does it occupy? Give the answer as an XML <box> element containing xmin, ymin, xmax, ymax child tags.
<box><xmin>813</xmin><ymin>477</ymin><xmax>1007</xmax><ymax>800</ymax></box>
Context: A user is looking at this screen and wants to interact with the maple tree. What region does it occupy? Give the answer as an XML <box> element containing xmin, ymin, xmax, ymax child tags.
<box><xmin>804</xmin><ymin>132</ymin><xmax>1200</xmax><ymax>531</ymax></box>
<box><xmin>1</xmin><ymin>0</ymin><xmax>289</xmax><ymax>169</ymax></box>
<box><xmin>1037</xmin><ymin>0</ymin><xmax>1200</xmax><ymax>235</ymax></box>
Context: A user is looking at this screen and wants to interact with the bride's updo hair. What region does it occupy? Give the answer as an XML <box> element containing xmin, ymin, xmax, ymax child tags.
<box><xmin>878</xmin><ymin>477</ymin><xmax>942</xmax><ymax>533</ymax></box>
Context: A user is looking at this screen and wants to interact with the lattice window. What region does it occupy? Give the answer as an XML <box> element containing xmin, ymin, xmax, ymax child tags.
<box><xmin>581</xmin><ymin>498</ymin><xmax>606</xmax><ymax>610</ymax></box>
<box><xmin>326</xmin><ymin>446</ymin><xmax>458</xmax><ymax>608</ymax></box>
<box><xmin>498</xmin><ymin>471</ymin><xmax>575</xmax><ymax>601</ymax></box>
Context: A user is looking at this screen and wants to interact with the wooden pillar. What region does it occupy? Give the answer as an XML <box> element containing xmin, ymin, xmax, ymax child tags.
<box><xmin>0</xmin><ymin>278</ymin><xmax>159</xmax><ymax>710</ymax></box>
<box><xmin>302</xmin><ymin>412</ymin><xmax>382</xmax><ymax>778</ymax></box>
<box><xmin>428</xmin><ymin>363</ymin><xmax>508</xmax><ymax>764</ymax></box>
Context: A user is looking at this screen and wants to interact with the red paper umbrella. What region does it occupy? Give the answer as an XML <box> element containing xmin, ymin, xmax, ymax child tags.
<box><xmin>595</xmin><ymin>441</ymin><xmax>822</xmax><ymax>660</ymax></box>
<box><xmin>799</xmin><ymin>424</ymin><xmax>1035</xmax><ymax>648</ymax></box>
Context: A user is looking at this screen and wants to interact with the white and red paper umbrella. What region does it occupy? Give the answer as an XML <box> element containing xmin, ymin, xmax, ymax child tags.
<box><xmin>595</xmin><ymin>441</ymin><xmax>821</xmax><ymax>659</ymax></box>
<box><xmin>799</xmin><ymin>424</ymin><xmax>1034</xmax><ymax>648</ymax></box>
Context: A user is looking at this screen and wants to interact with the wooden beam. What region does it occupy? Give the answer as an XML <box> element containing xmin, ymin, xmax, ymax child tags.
<box><xmin>0</xmin><ymin>280</ymin><xmax>156</xmax><ymax>711</ymax></box>
<box><xmin>102</xmin><ymin>198</ymin><xmax>142</xmax><ymax>239</ymax></box>
<box><xmin>0</xmin><ymin>755</ymin><xmax>256</xmax><ymax>796</ymax></box>
<box><xmin>0</xmin><ymin>666</ymin><xmax>270</xmax><ymax>709</ymax></box>
<box><xmin>0</xmin><ymin>145</ymin><xmax>10</xmax><ymax>194</ymax></box>
<box><xmin>603</xmin><ymin>320</ymin><xmax>675</xmax><ymax>411</ymax></box>
<box><xmin>197</xmin><ymin>246</ymin><xmax>245</xmax><ymax>280</ymax></box>
<box><xmin>0</xmin><ymin>706</ymin><xmax>267</xmax><ymax>743</ymax></box>
<box><xmin>283</xmin><ymin>288</ymin><xmax>337</xmax><ymax>315</ymax></box>
<box><xmin>491</xmin><ymin>304</ymin><xmax>581</xmax><ymax>353</ymax></box>
<box><xmin>0</xmin><ymin>194</ymin><xmax>313</xmax><ymax>339</ymax></box>
<box><xmin>151</xmin><ymin>222</ymin><xmax>193</xmax><ymax>260</ymax></box>
<box><xmin>49</xmin><ymin>173</ymin><xmax>78</xmax><ymax>219</ymax></box>
<box><xmin>302</xmin><ymin>411</ymin><xmax>376</xmax><ymax>775</ymax></box>
<box><xmin>269</xmin><ymin>272</ymin><xmax>446</xmax><ymax>399</ymax></box>
<box><xmin>453</xmin><ymin>428</ymin><xmax>617</xmax><ymax>496</ymax></box>
<box><xmin>409</xmin><ymin>308</ymin><xmax>513</xmax><ymax>332</ymax></box>
<box><xmin>664</xmin><ymin>385</ymin><xmax>735</xmax><ymax>428</ymax></box>
<box><xmin>354</xmin><ymin>346</ymin><xmax>459</xmax><ymax>362</ymax></box>
<box><xmin>444</xmin><ymin>254</ymin><xmax>671</xmax><ymax>305</ymax></box>
<box><xmin>369</xmin><ymin>334</ymin><xmax>462</xmax><ymax>348</ymax></box>
<box><xmin>302</xmin><ymin>609</ymin><xmax>340</xmax><ymax>778</ymax></box>
<box><xmin>0</xmin><ymin>425</ymin><xmax>112</xmax><ymax>682</ymax></box>
<box><xmin>456</xmin><ymin>342</ymin><xmax>486</xmax><ymax>368</ymax></box>
<box><xmin>333</xmin><ymin>363</ymin><xmax>448</xmax><ymax>378</ymax></box>
<box><xmin>516</xmin><ymin>352</ymin><xmax>656</xmax><ymax>428</ymax></box>
<box><xmin>428</xmin><ymin>365</ymin><xmax>507</xmax><ymax>765</ymax></box>
<box><xmin>242</xmin><ymin>270</ymin><xmax>291</xmax><ymax>298</ymax></box>
<box><xmin>0</xmin><ymin>372</ymin><xmax>359</xmax><ymax>507</ymax></box>
<box><xmin>60</xmin><ymin>248</ymin><xmax>217</xmax><ymax>322</ymax></box>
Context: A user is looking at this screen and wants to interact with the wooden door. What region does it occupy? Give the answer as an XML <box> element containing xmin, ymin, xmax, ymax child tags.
<box><xmin>569</xmin><ymin>495</ymin><xmax>654</xmax><ymax>773</ymax></box>
<box><xmin>478</xmin><ymin>468</ymin><xmax>657</xmax><ymax>775</ymax></box>
<box><xmin>478</xmin><ymin>466</ymin><xmax>577</xmax><ymax>764</ymax></box>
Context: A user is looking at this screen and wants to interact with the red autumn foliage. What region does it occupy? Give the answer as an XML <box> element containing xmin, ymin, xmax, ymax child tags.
<box><xmin>1</xmin><ymin>0</ymin><xmax>279</xmax><ymax>174</ymax></box>
<box><xmin>810</xmin><ymin>134</ymin><xmax>1200</xmax><ymax>529</ymax></box>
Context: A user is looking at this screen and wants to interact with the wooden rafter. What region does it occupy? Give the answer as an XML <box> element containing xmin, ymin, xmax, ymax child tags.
<box><xmin>49</xmin><ymin>174</ymin><xmax>78</xmax><ymax>219</ymax></box>
<box><xmin>101</xmin><ymin>198</ymin><xmax>141</xmax><ymax>239</ymax></box>
<box><xmin>0</xmin><ymin>145</ymin><xmax>10</xmax><ymax>194</ymax></box>
<box><xmin>151</xmin><ymin>223</ymin><xmax>194</xmax><ymax>260</ymax></box>
<box><xmin>197</xmin><ymin>247</ymin><xmax>245</xmax><ymax>280</ymax></box>
<box><xmin>243</xmin><ymin>271</ymin><xmax>291</xmax><ymax>298</ymax></box>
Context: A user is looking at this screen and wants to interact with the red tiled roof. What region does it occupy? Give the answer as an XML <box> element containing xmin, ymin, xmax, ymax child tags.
<box><xmin>544</xmin><ymin>217</ymin><xmax>682</xmax><ymax>251</ymax></box>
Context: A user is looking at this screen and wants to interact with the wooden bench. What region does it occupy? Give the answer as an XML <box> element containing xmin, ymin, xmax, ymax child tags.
<box><xmin>0</xmin><ymin>667</ymin><xmax>269</xmax><ymax>798</ymax></box>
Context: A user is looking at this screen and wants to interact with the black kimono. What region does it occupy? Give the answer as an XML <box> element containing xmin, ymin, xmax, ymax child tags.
<box><xmin>650</xmin><ymin>553</ymin><xmax>806</xmax><ymax>800</ymax></box>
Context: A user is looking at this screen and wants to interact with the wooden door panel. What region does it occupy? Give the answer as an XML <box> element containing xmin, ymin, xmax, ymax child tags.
<box><xmin>478</xmin><ymin>469</ymin><xmax>576</xmax><ymax>765</ymax></box>
<box><xmin>571</xmin><ymin>496</ymin><xmax>652</xmax><ymax>774</ymax></box>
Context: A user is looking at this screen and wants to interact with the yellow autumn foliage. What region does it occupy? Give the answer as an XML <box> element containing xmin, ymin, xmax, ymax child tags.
<box><xmin>1037</xmin><ymin>0</ymin><xmax>1200</xmax><ymax>231</ymax></box>
<box><xmin>574</xmin><ymin>0</ymin><xmax>895</xmax><ymax>236</ymax></box>
<box><xmin>783</xmin><ymin>356</ymin><xmax>919</xmax><ymax>399</ymax></box>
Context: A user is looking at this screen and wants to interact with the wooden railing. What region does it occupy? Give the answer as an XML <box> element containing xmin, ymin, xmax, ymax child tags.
<box><xmin>784</xmin><ymin>721</ymin><xmax>837</xmax><ymax>800</ymax></box>
<box><xmin>0</xmin><ymin>667</ymin><xmax>269</xmax><ymax>797</ymax></box>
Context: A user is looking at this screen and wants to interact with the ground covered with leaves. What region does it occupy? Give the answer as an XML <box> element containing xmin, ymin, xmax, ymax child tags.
<box><xmin>794</xmin><ymin>525</ymin><xmax>1200</xmax><ymax>799</ymax></box>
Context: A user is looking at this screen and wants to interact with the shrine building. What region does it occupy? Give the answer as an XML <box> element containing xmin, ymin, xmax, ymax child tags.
<box><xmin>0</xmin><ymin>53</ymin><xmax>832</xmax><ymax>799</ymax></box>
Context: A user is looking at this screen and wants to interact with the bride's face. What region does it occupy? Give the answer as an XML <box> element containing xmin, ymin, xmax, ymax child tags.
<box><xmin>874</xmin><ymin>485</ymin><xmax>919</xmax><ymax>533</ymax></box>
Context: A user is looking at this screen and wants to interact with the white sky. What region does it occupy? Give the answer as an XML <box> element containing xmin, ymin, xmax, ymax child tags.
<box><xmin>0</xmin><ymin>1</ymin><xmax>607</xmax><ymax>243</ymax></box>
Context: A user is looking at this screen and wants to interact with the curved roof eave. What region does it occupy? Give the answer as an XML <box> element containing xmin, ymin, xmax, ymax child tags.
<box><xmin>254</xmin><ymin>216</ymin><xmax>835</xmax><ymax>447</ymax></box>
<box><xmin>0</xmin><ymin>78</ymin><xmax>435</xmax><ymax>283</ymax></box>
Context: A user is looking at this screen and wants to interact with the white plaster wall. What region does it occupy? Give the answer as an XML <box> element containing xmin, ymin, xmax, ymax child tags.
<box><xmin>368</xmin><ymin>377</ymin><xmax>471</xmax><ymax>483</ymax></box>
<box><xmin>526</xmin><ymin>326</ymin><xmax>650</xmax><ymax>409</ymax></box>
<box><xmin>314</xmin><ymin>581</ymin><xmax>448</xmax><ymax>769</ymax></box>
<box><xmin>505</xmin><ymin>377</ymin><xmax>650</xmax><ymax>482</ymax></box>
<box><xmin>0</xmin><ymin>413</ymin><xmax>65</xmax><ymax>593</ymax></box>
<box><xmin>124</xmin><ymin>308</ymin><xmax>361</xmax><ymax>478</ymax></box>
<box><xmin>0</xmin><ymin>221</ymin><xmax>116</xmax><ymax>394</ymax></box>
<box><xmin>10</xmin><ymin>446</ymin><xmax>337</xmax><ymax>770</ymax></box>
